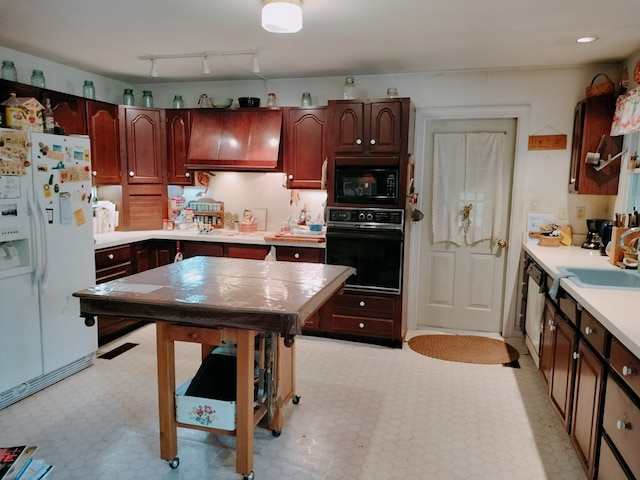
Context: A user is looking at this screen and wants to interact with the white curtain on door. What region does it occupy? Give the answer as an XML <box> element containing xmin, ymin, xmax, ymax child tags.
<box><xmin>432</xmin><ymin>132</ymin><xmax>504</xmax><ymax>245</ymax></box>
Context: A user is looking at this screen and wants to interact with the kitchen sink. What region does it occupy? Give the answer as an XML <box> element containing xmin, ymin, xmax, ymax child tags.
<box><xmin>556</xmin><ymin>266</ymin><xmax>640</xmax><ymax>290</ymax></box>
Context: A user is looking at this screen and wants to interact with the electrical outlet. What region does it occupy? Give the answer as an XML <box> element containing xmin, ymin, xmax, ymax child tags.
<box><xmin>558</xmin><ymin>207</ymin><xmax>568</xmax><ymax>221</ymax></box>
<box><xmin>576</xmin><ymin>206</ymin><xmax>585</xmax><ymax>220</ymax></box>
<box><xmin>530</xmin><ymin>197</ymin><xmax>540</xmax><ymax>212</ymax></box>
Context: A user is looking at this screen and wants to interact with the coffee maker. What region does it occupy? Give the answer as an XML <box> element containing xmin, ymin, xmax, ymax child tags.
<box><xmin>582</xmin><ymin>218</ymin><xmax>607</xmax><ymax>250</ymax></box>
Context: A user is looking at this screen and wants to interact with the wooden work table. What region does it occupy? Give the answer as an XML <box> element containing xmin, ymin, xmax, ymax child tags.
<box><xmin>73</xmin><ymin>256</ymin><xmax>354</xmax><ymax>479</ymax></box>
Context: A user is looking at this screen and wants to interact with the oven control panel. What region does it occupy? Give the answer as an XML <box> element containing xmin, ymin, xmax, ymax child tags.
<box><xmin>327</xmin><ymin>207</ymin><xmax>404</xmax><ymax>229</ymax></box>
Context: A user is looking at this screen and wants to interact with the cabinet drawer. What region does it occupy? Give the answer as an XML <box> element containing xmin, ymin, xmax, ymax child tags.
<box><xmin>603</xmin><ymin>376</ymin><xmax>640</xmax><ymax>478</ymax></box>
<box><xmin>276</xmin><ymin>246</ymin><xmax>324</xmax><ymax>263</ymax></box>
<box><xmin>333</xmin><ymin>293</ymin><xmax>396</xmax><ymax>319</ymax></box>
<box><xmin>580</xmin><ymin>309</ymin><xmax>607</xmax><ymax>357</ymax></box>
<box><xmin>331</xmin><ymin>314</ymin><xmax>394</xmax><ymax>337</ymax></box>
<box><xmin>610</xmin><ymin>337</ymin><xmax>640</xmax><ymax>398</ymax></box>
<box><xmin>95</xmin><ymin>245</ymin><xmax>131</xmax><ymax>269</ymax></box>
<box><xmin>597</xmin><ymin>435</ymin><xmax>629</xmax><ymax>480</ymax></box>
<box><xmin>558</xmin><ymin>289</ymin><xmax>578</xmax><ymax>325</ymax></box>
<box><xmin>96</xmin><ymin>263</ymin><xmax>133</xmax><ymax>283</ymax></box>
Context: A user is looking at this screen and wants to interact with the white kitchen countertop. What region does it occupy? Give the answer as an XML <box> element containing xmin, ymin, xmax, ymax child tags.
<box><xmin>523</xmin><ymin>240</ymin><xmax>640</xmax><ymax>359</ymax></box>
<box><xmin>94</xmin><ymin>229</ymin><xmax>326</xmax><ymax>250</ymax></box>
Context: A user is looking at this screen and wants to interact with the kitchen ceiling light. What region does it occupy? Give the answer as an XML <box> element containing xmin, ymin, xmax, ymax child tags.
<box><xmin>149</xmin><ymin>58</ymin><xmax>158</xmax><ymax>77</ymax></box>
<box><xmin>577</xmin><ymin>36</ymin><xmax>598</xmax><ymax>43</ymax></box>
<box><xmin>202</xmin><ymin>56</ymin><xmax>211</xmax><ymax>75</ymax></box>
<box><xmin>262</xmin><ymin>0</ymin><xmax>303</xmax><ymax>33</ymax></box>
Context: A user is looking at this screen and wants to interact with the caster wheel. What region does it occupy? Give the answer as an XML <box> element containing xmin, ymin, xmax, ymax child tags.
<box><xmin>292</xmin><ymin>395</ymin><xmax>301</xmax><ymax>405</ymax></box>
<box><xmin>168</xmin><ymin>457</ymin><xmax>179</xmax><ymax>469</ymax></box>
<box><xmin>272</xmin><ymin>430</ymin><xmax>281</xmax><ymax>437</ymax></box>
<box><xmin>244</xmin><ymin>471</ymin><xmax>255</xmax><ymax>480</ymax></box>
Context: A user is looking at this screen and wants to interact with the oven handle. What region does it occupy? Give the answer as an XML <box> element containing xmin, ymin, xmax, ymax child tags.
<box><xmin>326</xmin><ymin>228</ymin><xmax>403</xmax><ymax>242</ymax></box>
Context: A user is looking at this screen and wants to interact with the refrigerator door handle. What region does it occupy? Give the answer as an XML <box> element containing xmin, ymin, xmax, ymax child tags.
<box><xmin>30</xmin><ymin>193</ymin><xmax>49</xmax><ymax>292</ymax></box>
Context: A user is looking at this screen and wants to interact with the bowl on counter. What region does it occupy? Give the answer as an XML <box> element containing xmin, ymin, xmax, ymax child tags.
<box><xmin>309</xmin><ymin>223</ymin><xmax>323</xmax><ymax>232</ymax></box>
<box><xmin>238</xmin><ymin>97</ymin><xmax>260</xmax><ymax>108</ymax></box>
<box><xmin>210</xmin><ymin>97</ymin><xmax>233</xmax><ymax>108</ymax></box>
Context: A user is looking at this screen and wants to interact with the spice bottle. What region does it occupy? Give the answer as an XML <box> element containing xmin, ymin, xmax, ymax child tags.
<box><xmin>42</xmin><ymin>98</ymin><xmax>55</xmax><ymax>133</ymax></box>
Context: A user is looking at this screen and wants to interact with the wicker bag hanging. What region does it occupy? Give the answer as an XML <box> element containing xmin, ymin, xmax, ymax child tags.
<box><xmin>585</xmin><ymin>73</ymin><xmax>615</xmax><ymax>98</ymax></box>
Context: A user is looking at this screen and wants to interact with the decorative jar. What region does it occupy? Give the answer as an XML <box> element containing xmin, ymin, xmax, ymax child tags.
<box><xmin>82</xmin><ymin>80</ymin><xmax>95</xmax><ymax>99</ymax></box>
<box><xmin>301</xmin><ymin>92</ymin><xmax>312</xmax><ymax>106</ymax></box>
<box><xmin>173</xmin><ymin>95</ymin><xmax>184</xmax><ymax>108</ymax></box>
<box><xmin>343</xmin><ymin>76</ymin><xmax>356</xmax><ymax>100</ymax></box>
<box><xmin>122</xmin><ymin>88</ymin><xmax>134</xmax><ymax>105</ymax></box>
<box><xmin>1</xmin><ymin>61</ymin><xmax>17</xmax><ymax>82</ymax></box>
<box><xmin>142</xmin><ymin>90</ymin><xmax>153</xmax><ymax>107</ymax></box>
<box><xmin>30</xmin><ymin>70</ymin><xmax>46</xmax><ymax>88</ymax></box>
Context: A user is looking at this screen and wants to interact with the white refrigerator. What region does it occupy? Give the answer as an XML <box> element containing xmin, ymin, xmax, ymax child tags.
<box><xmin>0</xmin><ymin>129</ymin><xmax>97</xmax><ymax>409</ymax></box>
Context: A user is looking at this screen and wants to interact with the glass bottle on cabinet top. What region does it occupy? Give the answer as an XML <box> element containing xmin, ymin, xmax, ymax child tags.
<box><xmin>123</xmin><ymin>88</ymin><xmax>134</xmax><ymax>105</ymax></box>
<box><xmin>42</xmin><ymin>98</ymin><xmax>55</xmax><ymax>133</ymax></box>
<box><xmin>1</xmin><ymin>61</ymin><xmax>17</xmax><ymax>82</ymax></box>
<box><xmin>142</xmin><ymin>90</ymin><xmax>153</xmax><ymax>107</ymax></box>
<box><xmin>301</xmin><ymin>92</ymin><xmax>312</xmax><ymax>106</ymax></box>
<box><xmin>82</xmin><ymin>80</ymin><xmax>95</xmax><ymax>99</ymax></box>
<box><xmin>172</xmin><ymin>95</ymin><xmax>184</xmax><ymax>108</ymax></box>
<box><xmin>30</xmin><ymin>70</ymin><xmax>46</xmax><ymax>88</ymax></box>
<box><xmin>343</xmin><ymin>76</ymin><xmax>356</xmax><ymax>100</ymax></box>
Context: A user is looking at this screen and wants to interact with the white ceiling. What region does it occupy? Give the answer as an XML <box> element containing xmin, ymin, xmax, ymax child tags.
<box><xmin>1</xmin><ymin>0</ymin><xmax>639</xmax><ymax>84</ymax></box>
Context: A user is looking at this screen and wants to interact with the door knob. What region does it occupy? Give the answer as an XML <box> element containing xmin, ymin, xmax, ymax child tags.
<box><xmin>497</xmin><ymin>239</ymin><xmax>507</xmax><ymax>248</ymax></box>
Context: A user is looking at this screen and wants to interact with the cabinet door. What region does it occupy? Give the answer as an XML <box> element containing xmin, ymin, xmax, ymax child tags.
<box><xmin>87</xmin><ymin>100</ymin><xmax>121</xmax><ymax>185</ymax></box>
<box><xmin>331</xmin><ymin>102</ymin><xmax>365</xmax><ymax>154</ymax></box>
<box><xmin>284</xmin><ymin>107</ymin><xmax>327</xmax><ymax>189</ymax></box>
<box><xmin>45</xmin><ymin>91</ymin><xmax>87</xmax><ymax>135</ymax></box>
<box><xmin>120</xmin><ymin>106</ymin><xmax>165</xmax><ymax>184</ymax></box>
<box><xmin>225</xmin><ymin>244</ymin><xmax>270</xmax><ymax>259</ymax></box>
<box><xmin>570</xmin><ymin>341</ymin><xmax>604</xmax><ymax>478</ymax></box>
<box><xmin>549</xmin><ymin>314</ymin><xmax>577</xmax><ymax>430</ymax></box>
<box><xmin>539</xmin><ymin>299</ymin><xmax>556</xmax><ymax>385</ymax></box>
<box><xmin>131</xmin><ymin>242</ymin><xmax>151</xmax><ymax>273</ymax></box>
<box><xmin>166</xmin><ymin>109</ymin><xmax>193</xmax><ymax>185</ymax></box>
<box><xmin>182</xmin><ymin>241</ymin><xmax>224</xmax><ymax>259</ymax></box>
<box><xmin>367</xmin><ymin>100</ymin><xmax>402</xmax><ymax>154</ymax></box>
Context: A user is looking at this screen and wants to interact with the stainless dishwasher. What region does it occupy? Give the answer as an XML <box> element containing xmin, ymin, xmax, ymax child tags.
<box><xmin>524</xmin><ymin>262</ymin><xmax>546</xmax><ymax>368</ymax></box>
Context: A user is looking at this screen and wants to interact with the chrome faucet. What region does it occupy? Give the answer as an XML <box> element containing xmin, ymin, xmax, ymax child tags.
<box><xmin>619</xmin><ymin>226</ymin><xmax>640</xmax><ymax>248</ymax></box>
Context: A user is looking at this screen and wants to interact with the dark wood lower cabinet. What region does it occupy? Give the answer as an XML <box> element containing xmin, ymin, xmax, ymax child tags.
<box><xmin>549</xmin><ymin>312</ymin><xmax>577</xmax><ymax>430</ymax></box>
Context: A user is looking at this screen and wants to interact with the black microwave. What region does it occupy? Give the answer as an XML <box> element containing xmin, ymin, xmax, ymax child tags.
<box><xmin>334</xmin><ymin>166</ymin><xmax>399</xmax><ymax>204</ymax></box>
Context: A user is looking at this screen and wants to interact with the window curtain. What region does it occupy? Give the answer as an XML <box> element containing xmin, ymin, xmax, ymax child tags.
<box><xmin>611</xmin><ymin>87</ymin><xmax>640</xmax><ymax>136</ymax></box>
<box><xmin>432</xmin><ymin>132</ymin><xmax>504</xmax><ymax>245</ymax></box>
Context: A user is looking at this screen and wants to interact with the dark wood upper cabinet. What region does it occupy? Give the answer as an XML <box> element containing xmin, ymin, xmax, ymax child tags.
<box><xmin>44</xmin><ymin>90</ymin><xmax>87</xmax><ymax>135</ymax></box>
<box><xmin>119</xmin><ymin>106</ymin><xmax>166</xmax><ymax>184</ymax></box>
<box><xmin>330</xmin><ymin>99</ymin><xmax>404</xmax><ymax>155</ymax></box>
<box><xmin>569</xmin><ymin>95</ymin><xmax>622</xmax><ymax>195</ymax></box>
<box><xmin>166</xmin><ymin>109</ymin><xmax>193</xmax><ymax>185</ymax></box>
<box><xmin>186</xmin><ymin>109</ymin><xmax>283</xmax><ymax>171</ymax></box>
<box><xmin>0</xmin><ymin>78</ymin><xmax>40</xmax><ymax>99</ymax></box>
<box><xmin>283</xmin><ymin>107</ymin><xmax>327</xmax><ymax>189</ymax></box>
<box><xmin>86</xmin><ymin>100</ymin><xmax>120</xmax><ymax>185</ymax></box>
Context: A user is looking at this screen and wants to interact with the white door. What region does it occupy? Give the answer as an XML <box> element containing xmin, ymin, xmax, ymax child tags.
<box><xmin>417</xmin><ymin>118</ymin><xmax>516</xmax><ymax>332</ymax></box>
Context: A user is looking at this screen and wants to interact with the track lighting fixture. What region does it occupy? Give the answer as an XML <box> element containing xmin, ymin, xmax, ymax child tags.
<box><xmin>138</xmin><ymin>50</ymin><xmax>261</xmax><ymax>78</ymax></box>
<box><xmin>202</xmin><ymin>56</ymin><xmax>211</xmax><ymax>75</ymax></box>
<box><xmin>251</xmin><ymin>54</ymin><xmax>260</xmax><ymax>74</ymax></box>
<box><xmin>262</xmin><ymin>0</ymin><xmax>303</xmax><ymax>33</ymax></box>
<box><xmin>149</xmin><ymin>58</ymin><xmax>158</xmax><ymax>77</ymax></box>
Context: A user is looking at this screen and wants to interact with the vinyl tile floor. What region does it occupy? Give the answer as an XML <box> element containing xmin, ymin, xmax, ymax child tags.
<box><xmin>0</xmin><ymin>325</ymin><xmax>586</xmax><ymax>480</ymax></box>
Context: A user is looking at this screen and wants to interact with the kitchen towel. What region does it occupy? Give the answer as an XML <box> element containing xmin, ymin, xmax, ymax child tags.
<box><xmin>432</xmin><ymin>132</ymin><xmax>504</xmax><ymax>245</ymax></box>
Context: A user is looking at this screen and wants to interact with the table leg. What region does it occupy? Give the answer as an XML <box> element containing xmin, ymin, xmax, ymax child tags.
<box><xmin>235</xmin><ymin>329</ymin><xmax>255</xmax><ymax>476</ymax></box>
<box><xmin>156</xmin><ymin>322</ymin><xmax>178</xmax><ymax>462</ymax></box>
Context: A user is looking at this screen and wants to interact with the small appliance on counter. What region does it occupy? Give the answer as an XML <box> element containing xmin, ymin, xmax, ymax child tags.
<box><xmin>92</xmin><ymin>200</ymin><xmax>118</xmax><ymax>234</ymax></box>
<box><xmin>581</xmin><ymin>218</ymin><xmax>607</xmax><ymax>250</ymax></box>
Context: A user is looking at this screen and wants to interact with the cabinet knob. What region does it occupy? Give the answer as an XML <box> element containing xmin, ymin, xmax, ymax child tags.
<box><xmin>294</xmin><ymin>253</ymin><xmax>300</xmax><ymax>259</ymax></box>
<box><xmin>356</xmin><ymin>139</ymin><xmax>362</xmax><ymax>145</ymax></box>
<box><xmin>108</xmin><ymin>253</ymin><xmax>114</xmax><ymax>260</ymax></box>
<box><xmin>288</xmin><ymin>174</ymin><xmax>294</xmax><ymax>180</ymax></box>
<box><xmin>370</xmin><ymin>139</ymin><xmax>376</xmax><ymax>145</ymax></box>
<box><xmin>573</xmin><ymin>352</ymin><xmax>579</xmax><ymax>360</ymax></box>
<box><xmin>358</xmin><ymin>322</ymin><xmax>365</xmax><ymax>329</ymax></box>
<box><xmin>185</xmin><ymin>172</ymin><xmax>190</xmax><ymax>178</ymax></box>
<box><xmin>622</xmin><ymin>366</ymin><xmax>634</xmax><ymax>376</ymax></box>
<box><xmin>584</xmin><ymin>326</ymin><xmax>593</xmax><ymax>335</ymax></box>
<box><xmin>129</xmin><ymin>171</ymin><xmax>135</xmax><ymax>177</ymax></box>
<box><xmin>570</xmin><ymin>177</ymin><xmax>576</xmax><ymax>184</ymax></box>
<box><xmin>616</xmin><ymin>420</ymin><xmax>629</xmax><ymax>430</ymax></box>
<box><xmin>359</xmin><ymin>301</ymin><xmax>366</xmax><ymax>307</ymax></box>
<box><xmin>549</xmin><ymin>323</ymin><xmax>556</xmax><ymax>331</ymax></box>
<box><xmin>92</xmin><ymin>170</ymin><xmax>97</xmax><ymax>176</ymax></box>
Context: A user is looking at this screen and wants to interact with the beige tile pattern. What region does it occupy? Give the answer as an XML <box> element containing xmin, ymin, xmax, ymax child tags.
<box><xmin>0</xmin><ymin>325</ymin><xmax>585</xmax><ymax>479</ymax></box>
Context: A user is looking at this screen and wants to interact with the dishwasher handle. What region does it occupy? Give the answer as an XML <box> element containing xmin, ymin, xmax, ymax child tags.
<box><xmin>526</xmin><ymin>262</ymin><xmax>548</xmax><ymax>293</ymax></box>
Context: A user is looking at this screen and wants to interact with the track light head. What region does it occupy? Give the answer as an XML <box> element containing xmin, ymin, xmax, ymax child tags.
<box><xmin>149</xmin><ymin>58</ymin><xmax>158</xmax><ymax>77</ymax></box>
<box><xmin>202</xmin><ymin>56</ymin><xmax>211</xmax><ymax>75</ymax></box>
<box><xmin>251</xmin><ymin>54</ymin><xmax>260</xmax><ymax>74</ymax></box>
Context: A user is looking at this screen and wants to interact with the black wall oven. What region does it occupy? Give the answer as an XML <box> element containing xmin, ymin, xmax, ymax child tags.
<box><xmin>325</xmin><ymin>207</ymin><xmax>404</xmax><ymax>294</ymax></box>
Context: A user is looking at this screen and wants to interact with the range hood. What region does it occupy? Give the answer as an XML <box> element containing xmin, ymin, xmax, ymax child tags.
<box><xmin>186</xmin><ymin>109</ymin><xmax>283</xmax><ymax>171</ymax></box>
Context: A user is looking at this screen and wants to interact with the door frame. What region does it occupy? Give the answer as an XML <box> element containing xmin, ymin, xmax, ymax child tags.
<box><xmin>407</xmin><ymin>105</ymin><xmax>531</xmax><ymax>338</ymax></box>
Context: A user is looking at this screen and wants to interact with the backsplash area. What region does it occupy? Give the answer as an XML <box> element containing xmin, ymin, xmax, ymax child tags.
<box><xmin>169</xmin><ymin>172</ymin><xmax>327</xmax><ymax>232</ymax></box>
